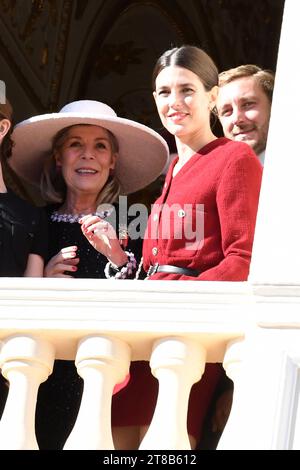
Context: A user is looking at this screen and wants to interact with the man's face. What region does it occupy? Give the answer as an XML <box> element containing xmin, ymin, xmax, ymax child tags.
<box><xmin>217</xmin><ymin>76</ymin><xmax>271</xmax><ymax>155</ymax></box>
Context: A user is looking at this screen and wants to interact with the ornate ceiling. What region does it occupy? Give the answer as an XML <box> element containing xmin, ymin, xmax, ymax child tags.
<box><xmin>0</xmin><ymin>0</ymin><xmax>72</xmax><ymax>111</ymax></box>
<box><xmin>0</xmin><ymin>0</ymin><xmax>285</xmax><ymax>204</ymax></box>
<box><xmin>0</xmin><ymin>0</ymin><xmax>284</xmax><ymax>125</ymax></box>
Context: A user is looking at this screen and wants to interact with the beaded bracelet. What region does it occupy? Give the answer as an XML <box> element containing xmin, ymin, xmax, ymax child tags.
<box><xmin>104</xmin><ymin>251</ymin><xmax>137</xmax><ymax>279</ymax></box>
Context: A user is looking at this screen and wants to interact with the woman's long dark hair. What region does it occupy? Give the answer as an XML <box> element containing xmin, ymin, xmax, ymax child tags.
<box><xmin>152</xmin><ymin>45</ymin><xmax>219</xmax><ymax>91</ymax></box>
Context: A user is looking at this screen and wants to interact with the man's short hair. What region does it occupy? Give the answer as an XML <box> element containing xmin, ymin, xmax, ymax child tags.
<box><xmin>218</xmin><ymin>64</ymin><xmax>275</xmax><ymax>103</ymax></box>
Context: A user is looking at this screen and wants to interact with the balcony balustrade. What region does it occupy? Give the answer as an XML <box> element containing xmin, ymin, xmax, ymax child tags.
<box><xmin>1</xmin><ymin>0</ymin><xmax>300</xmax><ymax>452</ymax></box>
<box><xmin>0</xmin><ymin>278</ymin><xmax>300</xmax><ymax>449</ymax></box>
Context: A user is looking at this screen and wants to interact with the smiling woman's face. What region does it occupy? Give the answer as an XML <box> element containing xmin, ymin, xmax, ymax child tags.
<box><xmin>153</xmin><ymin>66</ymin><xmax>216</xmax><ymax>141</ymax></box>
<box><xmin>55</xmin><ymin>124</ymin><xmax>116</xmax><ymax>198</ymax></box>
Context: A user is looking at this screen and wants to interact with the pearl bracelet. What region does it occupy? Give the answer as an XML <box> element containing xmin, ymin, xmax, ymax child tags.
<box><xmin>104</xmin><ymin>251</ymin><xmax>137</xmax><ymax>279</ymax></box>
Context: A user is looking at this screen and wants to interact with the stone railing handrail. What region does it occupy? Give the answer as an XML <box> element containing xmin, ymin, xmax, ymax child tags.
<box><xmin>0</xmin><ymin>278</ymin><xmax>254</xmax><ymax>362</ymax></box>
<box><xmin>0</xmin><ymin>278</ymin><xmax>300</xmax><ymax>450</ymax></box>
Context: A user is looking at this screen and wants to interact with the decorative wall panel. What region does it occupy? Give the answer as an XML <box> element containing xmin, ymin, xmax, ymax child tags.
<box><xmin>0</xmin><ymin>0</ymin><xmax>72</xmax><ymax>110</ymax></box>
<box><xmin>80</xmin><ymin>1</ymin><xmax>188</xmax><ymax>132</ymax></box>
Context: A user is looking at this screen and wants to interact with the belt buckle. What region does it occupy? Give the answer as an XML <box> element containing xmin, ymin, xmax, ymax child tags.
<box><xmin>147</xmin><ymin>263</ymin><xmax>159</xmax><ymax>276</ymax></box>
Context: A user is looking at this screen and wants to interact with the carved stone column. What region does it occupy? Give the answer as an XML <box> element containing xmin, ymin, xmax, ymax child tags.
<box><xmin>249</xmin><ymin>0</ymin><xmax>300</xmax><ymax>284</ymax></box>
<box><xmin>217</xmin><ymin>337</ymin><xmax>245</xmax><ymax>450</ymax></box>
<box><xmin>0</xmin><ymin>335</ymin><xmax>54</xmax><ymax>449</ymax></box>
<box><xmin>64</xmin><ymin>335</ymin><xmax>131</xmax><ymax>450</ymax></box>
<box><xmin>140</xmin><ymin>337</ymin><xmax>206</xmax><ymax>450</ymax></box>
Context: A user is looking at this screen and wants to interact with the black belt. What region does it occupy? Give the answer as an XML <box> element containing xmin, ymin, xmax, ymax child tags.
<box><xmin>147</xmin><ymin>263</ymin><xmax>199</xmax><ymax>277</ymax></box>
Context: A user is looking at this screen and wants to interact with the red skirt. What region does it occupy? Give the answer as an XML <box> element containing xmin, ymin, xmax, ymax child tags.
<box><xmin>112</xmin><ymin>360</ymin><xmax>222</xmax><ymax>442</ymax></box>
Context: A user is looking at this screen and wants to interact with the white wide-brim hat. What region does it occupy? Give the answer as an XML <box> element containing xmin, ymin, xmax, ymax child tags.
<box><xmin>10</xmin><ymin>100</ymin><xmax>169</xmax><ymax>195</ymax></box>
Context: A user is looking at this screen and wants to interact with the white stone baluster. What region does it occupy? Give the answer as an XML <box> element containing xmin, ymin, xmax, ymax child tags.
<box><xmin>64</xmin><ymin>335</ymin><xmax>131</xmax><ymax>450</ymax></box>
<box><xmin>0</xmin><ymin>335</ymin><xmax>55</xmax><ymax>449</ymax></box>
<box><xmin>140</xmin><ymin>337</ymin><xmax>206</xmax><ymax>450</ymax></box>
<box><xmin>220</xmin><ymin>330</ymin><xmax>300</xmax><ymax>450</ymax></box>
<box><xmin>216</xmin><ymin>337</ymin><xmax>244</xmax><ymax>450</ymax></box>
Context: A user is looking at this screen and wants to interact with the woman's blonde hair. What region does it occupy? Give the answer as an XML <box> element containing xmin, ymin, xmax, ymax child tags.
<box><xmin>40</xmin><ymin>124</ymin><xmax>121</xmax><ymax>205</ymax></box>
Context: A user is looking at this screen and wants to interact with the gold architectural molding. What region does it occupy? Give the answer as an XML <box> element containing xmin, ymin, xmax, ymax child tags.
<box><xmin>0</xmin><ymin>0</ymin><xmax>73</xmax><ymax>111</ymax></box>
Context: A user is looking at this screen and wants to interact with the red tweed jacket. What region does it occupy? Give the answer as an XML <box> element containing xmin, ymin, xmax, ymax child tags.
<box><xmin>143</xmin><ymin>137</ymin><xmax>262</xmax><ymax>281</ymax></box>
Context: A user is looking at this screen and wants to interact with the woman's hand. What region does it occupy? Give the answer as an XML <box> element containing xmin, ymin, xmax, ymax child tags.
<box><xmin>79</xmin><ymin>215</ymin><xmax>127</xmax><ymax>267</ymax></box>
<box><xmin>44</xmin><ymin>246</ymin><xmax>79</xmax><ymax>277</ymax></box>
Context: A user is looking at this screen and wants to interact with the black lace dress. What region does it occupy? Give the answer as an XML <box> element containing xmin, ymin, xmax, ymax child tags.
<box><xmin>35</xmin><ymin>204</ymin><xmax>143</xmax><ymax>449</ymax></box>
<box><xmin>0</xmin><ymin>190</ymin><xmax>48</xmax><ymax>422</ymax></box>
<box><xmin>0</xmin><ymin>191</ymin><xmax>47</xmax><ymax>276</ymax></box>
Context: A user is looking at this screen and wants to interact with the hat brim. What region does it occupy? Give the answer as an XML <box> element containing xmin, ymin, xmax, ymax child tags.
<box><xmin>10</xmin><ymin>112</ymin><xmax>169</xmax><ymax>195</ymax></box>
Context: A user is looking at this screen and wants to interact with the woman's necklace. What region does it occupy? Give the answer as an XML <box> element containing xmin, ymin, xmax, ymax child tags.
<box><xmin>51</xmin><ymin>209</ymin><xmax>112</xmax><ymax>223</ymax></box>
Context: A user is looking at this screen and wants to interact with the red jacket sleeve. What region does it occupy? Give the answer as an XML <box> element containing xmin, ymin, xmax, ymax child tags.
<box><xmin>185</xmin><ymin>155</ymin><xmax>262</xmax><ymax>281</ymax></box>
